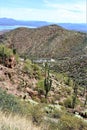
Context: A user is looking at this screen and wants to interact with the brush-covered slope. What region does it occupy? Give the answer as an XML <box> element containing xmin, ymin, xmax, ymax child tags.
<box><xmin>0</xmin><ymin>24</ymin><xmax>87</xmax><ymax>59</ymax></box>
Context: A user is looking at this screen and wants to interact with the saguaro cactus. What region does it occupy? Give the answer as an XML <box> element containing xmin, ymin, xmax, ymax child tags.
<box><xmin>84</xmin><ymin>86</ymin><xmax>87</xmax><ymax>107</ymax></box>
<box><xmin>44</xmin><ymin>62</ymin><xmax>52</xmax><ymax>98</ymax></box>
<box><xmin>72</xmin><ymin>82</ymin><xmax>78</xmax><ymax>108</ymax></box>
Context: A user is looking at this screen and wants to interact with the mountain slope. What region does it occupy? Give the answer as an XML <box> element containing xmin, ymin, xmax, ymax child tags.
<box><xmin>0</xmin><ymin>24</ymin><xmax>87</xmax><ymax>59</ymax></box>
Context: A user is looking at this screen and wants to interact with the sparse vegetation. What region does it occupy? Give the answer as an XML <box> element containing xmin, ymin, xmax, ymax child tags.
<box><xmin>63</xmin><ymin>97</ymin><xmax>72</xmax><ymax>108</ymax></box>
<box><xmin>0</xmin><ymin>111</ymin><xmax>40</xmax><ymax>130</ymax></box>
<box><xmin>0</xmin><ymin>44</ymin><xmax>13</xmax><ymax>57</ymax></box>
<box><xmin>58</xmin><ymin>114</ymin><xmax>87</xmax><ymax>130</ymax></box>
<box><xmin>0</xmin><ymin>25</ymin><xmax>87</xmax><ymax>129</ymax></box>
<box><xmin>23</xmin><ymin>58</ymin><xmax>42</xmax><ymax>79</ymax></box>
<box><xmin>0</xmin><ymin>88</ymin><xmax>31</xmax><ymax>115</ymax></box>
<box><xmin>36</xmin><ymin>79</ymin><xmax>45</xmax><ymax>94</ymax></box>
<box><xmin>0</xmin><ymin>25</ymin><xmax>87</xmax><ymax>59</ymax></box>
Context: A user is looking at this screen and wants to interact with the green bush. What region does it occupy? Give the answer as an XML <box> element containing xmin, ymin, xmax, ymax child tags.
<box><xmin>63</xmin><ymin>97</ymin><xmax>72</xmax><ymax>108</ymax></box>
<box><xmin>0</xmin><ymin>88</ymin><xmax>31</xmax><ymax>116</ymax></box>
<box><xmin>56</xmin><ymin>73</ymin><xmax>64</xmax><ymax>81</ymax></box>
<box><xmin>23</xmin><ymin>59</ymin><xmax>42</xmax><ymax>79</ymax></box>
<box><xmin>58</xmin><ymin>114</ymin><xmax>87</xmax><ymax>130</ymax></box>
<box><xmin>0</xmin><ymin>44</ymin><xmax>19</xmax><ymax>64</ymax></box>
<box><xmin>0</xmin><ymin>44</ymin><xmax>13</xmax><ymax>57</ymax></box>
<box><xmin>23</xmin><ymin>59</ymin><xmax>33</xmax><ymax>74</ymax></box>
<box><xmin>51</xmin><ymin>109</ymin><xmax>63</xmax><ymax>119</ymax></box>
<box><xmin>32</xmin><ymin>64</ymin><xmax>42</xmax><ymax>79</ymax></box>
<box><xmin>36</xmin><ymin>80</ymin><xmax>45</xmax><ymax>95</ymax></box>
<box><xmin>63</xmin><ymin>76</ymin><xmax>70</xmax><ymax>85</ymax></box>
<box><xmin>47</xmin><ymin>121</ymin><xmax>59</xmax><ymax>130</ymax></box>
<box><xmin>30</xmin><ymin>104</ymin><xmax>44</xmax><ymax>125</ymax></box>
<box><xmin>45</xmin><ymin>112</ymin><xmax>87</xmax><ymax>130</ymax></box>
<box><xmin>32</xmin><ymin>63</ymin><xmax>40</xmax><ymax>71</ymax></box>
<box><xmin>65</xmin><ymin>87</ymin><xmax>72</xmax><ymax>95</ymax></box>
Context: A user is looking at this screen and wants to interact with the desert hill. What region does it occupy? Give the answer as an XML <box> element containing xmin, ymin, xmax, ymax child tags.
<box><xmin>0</xmin><ymin>29</ymin><xmax>87</xmax><ymax>130</ymax></box>
<box><xmin>0</xmin><ymin>24</ymin><xmax>87</xmax><ymax>87</ymax></box>
<box><xmin>0</xmin><ymin>24</ymin><xmax>87</xmax><ymax>59</ymax></box>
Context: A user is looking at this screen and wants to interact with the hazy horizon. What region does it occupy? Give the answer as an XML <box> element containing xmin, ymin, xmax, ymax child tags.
<box><xmin>0</xmin><ymin>17</ymin><xmax>87</xmax><ymax>24</ymax></box>
<box><xmin>0</xmin><ymin>0</ymin><xmax>86</xmax><ymax>23</ymax></box>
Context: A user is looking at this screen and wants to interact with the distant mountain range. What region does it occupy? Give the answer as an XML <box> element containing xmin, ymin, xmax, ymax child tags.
<box><xmin>58</xmin><ymin>23</ymin><xmax>87</xmax><ymax>33</ymax></box>
<box><xmin>0</xmin><ymin>18</ymin><xmax>87</xmax><ymax>32</ymax></box>
<box><xmin>0</xmin><ymin>18</ymin><xmax>50</xmax><ymax>27</ymax></box>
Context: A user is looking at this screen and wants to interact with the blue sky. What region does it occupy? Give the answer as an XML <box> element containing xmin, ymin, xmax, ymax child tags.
<box><xmin>0</xmin><ymin>0</ymin><xmax>86</xmax><ymax>23</ymax></box>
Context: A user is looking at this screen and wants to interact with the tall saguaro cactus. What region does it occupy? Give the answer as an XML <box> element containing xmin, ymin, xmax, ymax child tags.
<box><xmin>84</xmin><ymin>86</ymin><xmax>87</xmax><ymax>107</ymax></box>
<box><xmin>72</xmin><ymin>82</ymin><xmax>78</xmax><ymax>108</ymax></box>
<box><xmin>44</xmin><ymin>62</ymin><xmax>52</xmax><ymax>98</ymax></box>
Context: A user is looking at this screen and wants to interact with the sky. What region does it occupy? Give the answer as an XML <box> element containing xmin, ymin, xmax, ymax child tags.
<box><xmin>0</xmin><ymin>0</ymin><xmax>86</xmax><ymax>23</ymax></box>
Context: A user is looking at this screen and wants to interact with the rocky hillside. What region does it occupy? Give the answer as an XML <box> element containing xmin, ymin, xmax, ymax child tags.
<box><xmin>0</xmin><ymin>56</ymin><xmax>87</xmax><ymax>107</ymax></box>
<box><xmin>0</xmin><ymin>24</ymin><xmax>87</xmax><ymax>59</ymax></box>
<box><xmin>0</xmin><ymin>27</ymin><xmax>87</xmax><ymax>130</ymax></box>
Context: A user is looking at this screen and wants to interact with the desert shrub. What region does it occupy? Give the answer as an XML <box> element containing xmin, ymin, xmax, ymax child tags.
<box><xmin>66</xmin><ymin>87</ymin><xmax>71</xmax><ymax>94</ymax></box>
<box><xmin>0</xmin><ymin>110</ymin><xmax>40</xmax><ymax>130</ymax></box>
<box><xmin>40</xmin><ymin>97</ymin><xmax>47</xmax><ymax>103</ymax></box>
<box><xmin>60</xmin><ymin>87</ymin><xmax>72</xmax><ymax>96</ymax></box>
<box><xmin>68</xmin><ymin>79</ymin><xmax>74</xmax><ymax>87</ymax></box>
<box><xmin>0</xmin><ymin>44</ymin><xmax>13</xmax><ymax>57</ymax></box>
<box><xmin>51</xmin><ymin>109</ymin><xmax>63</xmax><ymax>119</ymax></box>
<box><xmin>15</xmin><ymin>53</ymin><xmax>19</xmax><ymax>63</ymax></box>
<box><xmin>64</xmin><ymin>87</ymin><xmax>72</xmax><ymax>95</ymax></box>
<box><xmin>25</xmin><ymin>58</ymin><xmax>32</xmax><ymax>65</ymax></box>
<box><xmin>23</xmin><ymin>59</ymin><xmax>42</xmax><ymax>79</ymax></box>
<box><xmin>0</xmin><ymin>88</ymin><xmax>31</xmax><ymax>116</ymax></box>
<box><xmin>63</xmin><ymin>76</ymin><xmax>70</xmax><ymax>85</ymax></box>
<box><xmin>63</xmin><ymin>97</ymin><xmax>72</xmax><ymax>108</ymax></box>
<box><xmin>55</xmin><ymin>73</ymin><xmax>73</xmax><ymax>87</ymax></box>
<box><xmin>54</xmin><ymin>94</ymin><xmax>61</xmax><ymax>101</ymax></box>
<box><xmin>43</xmin><ymin>112</ymin><xmax>87</xmax><ymax>130</ymax></box>
<box><xmin>59</xmin><ymin>101</ymin><xmax>64</xmax><ymax>106</ymax></box>
<box><xmin>47</xmin><ymin>121</ymin><xmax>59</xmax><ymax>130</ymax></box>
<box><xmin>55</xmin><ymin>73</ymin><xmax>64</xmax><ymax>82</ymax></box>
<box><xmin>17</xmin><ymin>80</ymin><xmax>27</xmax><ymax>91</ymax></box>
<box><xmin>58</xmin><ymin>114</ymin><xmax>87</xmax><ymax>130</ymax></box>
<box><xmin>23</xmin><ymin>59</ymin><xmax>33</xmax><ymax>74</ymax></box>
<box><xmin>30</xmin><ymin>104</ymin><xmax>44</xmax><ymax>125</ymax></box>
<box><xmin>32</xmin><ymin>63</ymin><xmax>40</xmax><ymax>71</ymax></box>
<box><xmin>32</xmin><ymin>64</ymin><xmax>42</xmax><ymax>79</ymax></box>
<box><xmin>0</xmin><ymin>44</ymin><xmax>19</xmax><ymax>62</ymax></box>
<box><xmin>36</xmin><ymin>80</ymin><xmax>45</xmax><ymax>95</ymax></box>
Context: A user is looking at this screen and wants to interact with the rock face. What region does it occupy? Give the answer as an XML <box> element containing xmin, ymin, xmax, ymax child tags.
<box><xmin>0</xmin><ymin>55</ymin><xmax>16</xmax><ymax>68</ymax></box>
<box><xmin>0</xmin><ymin>55</ymin><xmax>86</xmax><ymax>112</ymax></box>
<box><xmin>5</xmin><ymin>55</ymin><xmax>16</xmax><ymax>68</ymax></box>
<box><xmin>0</xmin><ymin>60</ymin><xmax>39</xmax><ymax>100</ymax></box>
<box><xmin>26</xmin><ymin>87</ymin><xmax>38</xmax><ymax>97</ymax></box>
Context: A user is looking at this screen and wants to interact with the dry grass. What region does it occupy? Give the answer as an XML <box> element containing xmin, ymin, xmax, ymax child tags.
<box><xmin>0</xmin><ymin>111</ymin><xmax>41</xmax><ymax>130</ymax></box>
